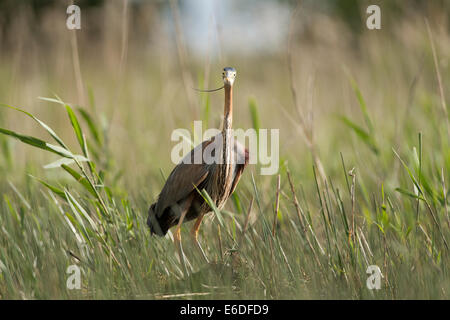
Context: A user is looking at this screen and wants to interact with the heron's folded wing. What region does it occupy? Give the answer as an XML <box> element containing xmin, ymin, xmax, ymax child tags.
<box><xmin>155</xmin><ymin>139</ymin><xmax>214</xmax><ymax>217</ymax></box>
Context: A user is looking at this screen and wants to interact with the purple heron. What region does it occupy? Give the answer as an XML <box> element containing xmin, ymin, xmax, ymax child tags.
<box><xmin>147</xmin><ymin>67</ymin><xmax>248</xmax><ymax>272</ymax></box>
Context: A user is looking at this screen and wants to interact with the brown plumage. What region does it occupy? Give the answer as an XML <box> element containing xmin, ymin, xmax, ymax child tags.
<box><xmin>147</xmin><ymin>67</ymin><xmax>247</xmax><ymax>269</ymax></box>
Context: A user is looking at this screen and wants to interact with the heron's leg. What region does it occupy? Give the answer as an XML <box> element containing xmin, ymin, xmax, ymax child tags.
<box><xmin>174</xmin><ymin>222</ymin><xmax>188</xmax><ymax>277</ymax></box>
<box><xmin>173</xmin><ymin>195</ymin><xmax>194</xmax><ymax>277</ymax></box>
<box><xmin>190</xmin><ymin>213</ymin><xmax>209</xmax><ymax>263</ymax></box>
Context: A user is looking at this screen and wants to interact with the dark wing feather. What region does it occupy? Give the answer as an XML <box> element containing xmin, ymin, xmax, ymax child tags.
<box><xmin>154</xmin><ymin>139</ymin><xmax>214</xmax><ymax>217</ymax></box>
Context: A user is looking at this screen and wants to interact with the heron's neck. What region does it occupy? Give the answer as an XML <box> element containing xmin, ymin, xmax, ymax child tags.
<box><xmin>222</xmin><ymin>84</ymin><xmax>233</xmax><ymax>132</ymax></box>
<box><xmin>220</xmin><ymin>84</ymin><xmax>233</xmax><ymax>179</ymax></box>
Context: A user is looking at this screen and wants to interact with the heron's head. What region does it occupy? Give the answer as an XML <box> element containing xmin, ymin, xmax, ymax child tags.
<box><xmin>222</xmin><ymin>67</ymin><xmax>237</xmax><ymax>86</ymax></box>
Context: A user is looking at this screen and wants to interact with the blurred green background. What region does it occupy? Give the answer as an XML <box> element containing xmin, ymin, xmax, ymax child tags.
<box><xmin>0</xmin><ymin>0</ymin><xmax>448</xmax><ymax>299</ymax></box>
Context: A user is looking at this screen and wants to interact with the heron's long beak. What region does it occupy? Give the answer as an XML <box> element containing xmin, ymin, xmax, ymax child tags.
<box><xmin>194</xmin><ymin>85</ymin><xmax>224</xmax><ymax>93</ymax></box>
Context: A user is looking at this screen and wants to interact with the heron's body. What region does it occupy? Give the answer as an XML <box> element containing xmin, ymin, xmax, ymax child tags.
<box><xmin>147</xmin><ymin>135</ymin><xmax>248</xmax><ymax>236</ymax></box>
<box><xmin>147</xmin><ymin>67</ymin><xmax>244</xmax><ymax>270</ymax></box>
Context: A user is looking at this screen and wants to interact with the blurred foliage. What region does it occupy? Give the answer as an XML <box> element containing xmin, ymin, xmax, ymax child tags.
<box><xmin>0</xmin><ymin>0</ymin><xmax>104</xmax><ymax>18</ymax></box>
<box><xmin>0</xmin><ymin>0</ymin><xmax>449</xmax><ymax>300</ymax></box>
<box><xmin>0</xmin><ymin>0</ymin><xmax>448</xmax><ymax>32</ymax></box>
